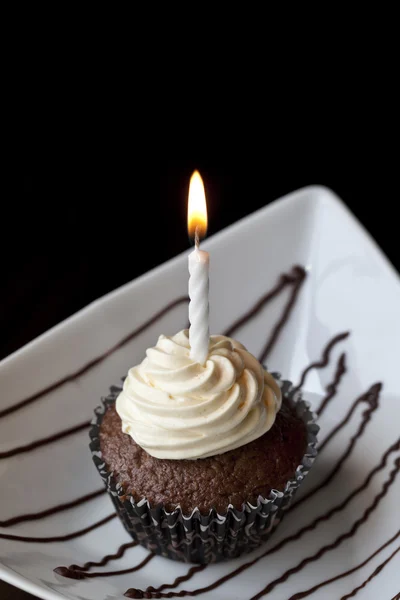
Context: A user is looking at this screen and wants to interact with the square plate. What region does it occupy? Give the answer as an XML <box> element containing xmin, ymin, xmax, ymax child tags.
<box><xmin>1</xmin><ymin>186</ymin><xmax>399</xmax><ymax>600</ymax></box>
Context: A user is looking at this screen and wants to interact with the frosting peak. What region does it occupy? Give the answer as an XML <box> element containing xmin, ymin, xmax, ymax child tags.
<box><xmin>116</xmin><ymin>329</ymin><xmax>281</xmax><ymax>459</ymax></box>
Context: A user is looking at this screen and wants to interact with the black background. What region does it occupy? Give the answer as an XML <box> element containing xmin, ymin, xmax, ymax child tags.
<box><xmin>2</xmin><ymin>138</ymin><xmax>398</xmax><ymax>362</ymax></box>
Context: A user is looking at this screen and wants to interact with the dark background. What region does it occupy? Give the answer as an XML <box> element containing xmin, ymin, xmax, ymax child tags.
<box><xmin>1</xmin><ymin>145</ymin><xmax>398</xmax><ymax>362</ymax></box>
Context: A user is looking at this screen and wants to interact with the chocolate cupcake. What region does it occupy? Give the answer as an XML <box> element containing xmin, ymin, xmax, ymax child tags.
<box><xmin>90</xmin><ymin>329</ymin><xmax>318</xmax><ymax>563</ymax></box>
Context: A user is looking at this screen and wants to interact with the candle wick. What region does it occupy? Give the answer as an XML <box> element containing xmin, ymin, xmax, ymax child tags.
<box><xmin>195</xmin><ymin>227</ymin><xmax>200</xmax><ymax>250</ymax></box>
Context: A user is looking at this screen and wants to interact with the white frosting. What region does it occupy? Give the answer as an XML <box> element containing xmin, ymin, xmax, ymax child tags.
<box><xmin>116</xmin><ymin>329</ymin><xmax>282</xmax><ymax>460</ymax></box>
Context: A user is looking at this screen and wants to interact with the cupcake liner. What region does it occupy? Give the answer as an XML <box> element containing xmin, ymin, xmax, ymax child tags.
<box><xmin>89</xmin><ymin>374</ymin><xmax>319</xmax><ymax>564</ymax></box>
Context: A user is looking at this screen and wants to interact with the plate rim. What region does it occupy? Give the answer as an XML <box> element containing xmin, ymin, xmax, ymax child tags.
<box><xmin>0</xmin><ymin>562</ymin><xmax>68</xmax><ymax>600</ymax></box>
<box><xmin>1</xmin><ymin>184</ymin><xmax>398</xmax><ymax>371</ymax></box>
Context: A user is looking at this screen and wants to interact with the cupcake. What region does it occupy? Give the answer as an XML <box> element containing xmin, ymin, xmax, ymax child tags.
<box><xmin>90</xmin><ymin>329</ymin><xmax>318</xmax><ymax>563</ymax></box>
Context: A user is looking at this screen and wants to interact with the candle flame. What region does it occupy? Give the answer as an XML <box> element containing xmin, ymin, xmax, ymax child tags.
<box><xmin>188</xmin><ymin>170</ymin><xmax>207</xmax><ymax>242</ymax></box>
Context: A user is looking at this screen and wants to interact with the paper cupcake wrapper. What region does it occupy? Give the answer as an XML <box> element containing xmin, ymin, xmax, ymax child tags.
<box><xmin>89</xmin><ymin>374</ymin><xmax>319</xmax><ymax>564</ymax></box>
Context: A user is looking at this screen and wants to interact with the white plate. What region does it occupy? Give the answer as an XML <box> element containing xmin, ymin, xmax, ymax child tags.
<box><xmin>1</xmin><ymin>186</ymin><xmax>399</xmax><ymax>600</ymax></box>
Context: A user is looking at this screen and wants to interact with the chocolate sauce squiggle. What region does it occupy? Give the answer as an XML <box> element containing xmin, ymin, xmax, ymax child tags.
<box><xmin>223</xmin><ymin>266</ymin><xmax>304</xmax><ymax>337</ymax></box>
<box><xmin>248</xmin><ymin>458</ymin><xmax>400</xmax><ymax>600</ymax></box>
<box><xmin>316</xmin><ymin>352</ymin><xmax>346</xmax><ymax>417</ymax></box>
<box><xmin>55</xmin><ymin>546</ymin><xmax>205</xmax><ymax>589</ymax></box>
<box><xmin>54</xmin><ymin>552</ymin><xmax>155</xmax><ymax>579</ymax></box>
<box><xmin>258</xmin><ymin>266</ymin><xmax>306</xmax><ymax>363</ymax></box>
<box><xmin>223</xmin><ymin>265</ymin><xmax>306</xmax><ymax>363</ymax></box>
<box><xmin>340</xmin><ymin>545</ymin><xmax>400</xmax><ymax>600</ymax></box>
<box><xmin>123</xmin><ymin>437</ymin><xmax>400</xmax><ymax>598</ymax></box>
<box><xmin>390</xmin><ymin>591</ymin><xmax>400</xmax><ymax>600</ymax></box>
<box><xmin>0</xmin><ymin>513</ymin><xmax>115</xmax><ymax>542</ymax></box>
<box><xmin>0</xmin><ymin>419</ymin><xmax>90</xmax><ymax>460</ymax></box>
<box><xmin>256</xmin><ymin>438</ymin><xmax>400</xmax><ymax>555</ymax></box>
<box><xmin>0</xmin><ymin>487</ymin><xmax>105</xmax><ymax>527</ymax></box>
<box><xmin>144</xmin><ymin>565</ymin><xmax>208</xmax><ymax>595</ymax></box>
<box><xmin>68</xmin><ymin>541</ymin><xmax>137</xmax><ymax>572</ymax></box>
<box><xmin>287</xmin><ymin>530</ymin><xmax>400</xmax><ymax>600</ymax></box>
<box><xmin>291</xmin><ymin>382</ymin><xmax>382</xmax><ymax>512</ymax></box>
<box><xmin>0</xmin><ymin>297</ymin><xmax>189</xmax><ymax>419</ymax></box>
<box><xmin>292</xmin><ymin>331</ymin><xmax>350</xmax><ymax>394</ymax></box>
<box><xmin>318</xmin><ymin>382</ymin><xmax>381</xmax><ymax>454</ymax></box>
<box><xmin>54</xmin><ymin>541</ymin><xmax>140</xmax><ymax>580</ymax></box>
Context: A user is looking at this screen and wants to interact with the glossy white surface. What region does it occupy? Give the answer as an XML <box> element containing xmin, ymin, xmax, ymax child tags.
<box><xmin>0</xmin><ymin>186</ymin><xmax>399</xmax><ymax>599</ymax></box>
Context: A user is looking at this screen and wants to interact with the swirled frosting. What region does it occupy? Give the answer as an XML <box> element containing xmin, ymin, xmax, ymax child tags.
<box><xmin>116</xmin><ymin>329</ymin><xmax>282</xmax><ymax>460</ymax></box>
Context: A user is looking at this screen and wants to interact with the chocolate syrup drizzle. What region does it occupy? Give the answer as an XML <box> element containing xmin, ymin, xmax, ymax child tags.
<box><xmin>292</xmin><ymin>330</ymin><xmax>350</xmax><ymax>394</ymax></box>
<box><xmin>0</xmin><ymin>419</ymin><xmax>90</xmax><ymax>460</ymax></box>
<box><xmin>341</xmin><ymin>545</ymin><xmax>400</xmax><ymax>599</ymax></box>
<box><xmin>0</xmin><ymin>487</ymin><xmax>105</xmax><ymax>527</ymax></box>
<box><xmin>316</xmin><ymin>352</ymin><xmax>346</xmax><ymax>417</ymax></box>
<box><xmin>224</xmin><ymin>265</ymin><xmax>306</xmax><ymax>363</ymax></box>
<box><xmin>69</xmin><ymin>540</ymin><xmax>137</xmax><ymax>572</ymax></box>
<box><xmin>68</xmin><ymin>542</ymin><xmax>139</xmax><ymax>571</ymax></box>
<box><xmin>291</xmin><ymin>382</ymin><xmax>382</xmax><ymax>512</ymax></box>
<box><xmin>0</xmin><ymin>265</ymin><xmax>397</xmax><ymax>599</ymax></box>
<box><xmin>54</xmin><ymin>552</ymin><xmax>155</xmax><ymax>580</ymax></box>
<box><xmin>223</xmin><ymin>266</ymin><xmax>305</xmax><ymax>338</ymax></box>
<box><xmin>0</xmin><ymin>296</ymin><xmax>189</xmax><ymax>419</ymax></box>
<box><xmin>318</xmin><ymin>381</ymin><xmax>381</xmax><ymax>454</ymax></box>
<box><xmin>255</xmin><ymin>466</ymin><xmax>400</xmax><ymax>600</ymax></box>
<box><xmin>0</xmin><ymin>513</ymin><xmax>115</xmax><ymax>543</ymax></box>
<box><xmin>143</xmin><ymin>566</ymin><xmax>208</xmax><ymax>596</ymax></box>
<box><xmin>288</xmin><ymin>530</ymin><xmax>400</xmax><ymax>600</ymax></box>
